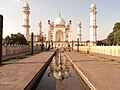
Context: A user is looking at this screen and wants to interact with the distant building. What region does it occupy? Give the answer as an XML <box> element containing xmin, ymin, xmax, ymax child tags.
<box><xmin>48</xmin><ymin>14</ymin><xmax>72</xmax><ymax>42</ymax></box>
<box><xmin>47</xmin><ymin>14</ymin><xmax>72</xmax><ymax>47</ymax></box>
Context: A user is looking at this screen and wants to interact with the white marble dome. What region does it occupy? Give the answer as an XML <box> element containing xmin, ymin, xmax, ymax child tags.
<box><xmin>54</xmin><ymin>17</ymin><xmax>65</xmax><ymax>26</ymax></box>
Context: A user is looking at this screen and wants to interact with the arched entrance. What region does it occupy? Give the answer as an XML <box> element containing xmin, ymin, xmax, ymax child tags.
<box><xmin>56</xmin><ymin>30</ymin><xmax>64</xmax><ymax>42</ymax></box>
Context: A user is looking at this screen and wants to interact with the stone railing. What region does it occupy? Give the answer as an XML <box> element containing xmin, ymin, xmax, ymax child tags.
<box><xmin>2</xmin><ymin>45</ymin><xmax>42</xmax><ymax>56</ymax></box>
<box><xmin>74</xmin><ymin>46</ymin><xmax>120</xmax><ymax>57</ymax></box>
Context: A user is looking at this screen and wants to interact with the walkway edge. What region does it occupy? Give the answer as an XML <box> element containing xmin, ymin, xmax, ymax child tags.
<box><xmin>24</xmin><ymin>49</ymin><xmax>58</xmax><ymax>90</ymax></box>
<box><xmin>65</xmin><ymin>54</ymin><xmax>96</xmax><ymax>90</ymax></box>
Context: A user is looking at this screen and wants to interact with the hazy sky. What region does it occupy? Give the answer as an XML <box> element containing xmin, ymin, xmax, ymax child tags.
<box><xmin>0</xmin><ymin>0</ymin><xmax>120</xmax><ymax>41</ymax></box>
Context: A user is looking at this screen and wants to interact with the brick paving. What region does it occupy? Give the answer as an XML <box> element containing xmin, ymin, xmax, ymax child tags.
<box><xmin>0</xmin><ymin>51</ymin><xmax>55</xmax><ymax>90</ymax></box>
<box><xmin>65</xmin><ymin>52</ymin><xmax>120</xmax><ymax>90</ymax></box>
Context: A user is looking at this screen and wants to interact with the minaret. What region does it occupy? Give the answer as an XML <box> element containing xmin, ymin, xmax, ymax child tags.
<box><xmin>90</xmin><ymin>3</ymin><xmax>97</xmax><ymax>46</ymax></box>
<box><xmin>48</xmin><ymin>20</ymin><xmax>52</xmax><ymax>41</ymax></box>
<box><xmin>22</xmin><ymin>2</ymin><xmax>30</xmax><ymax>41</ymax></box>
<box><xmin>38</xmin><ymin>20</ymin><xmax>42</xmax><ymax>36</ymax></box>
<box><xmin>77</xmin><ymin>21</ymin><xmax>82</xmax><ymax>42</ymax></box>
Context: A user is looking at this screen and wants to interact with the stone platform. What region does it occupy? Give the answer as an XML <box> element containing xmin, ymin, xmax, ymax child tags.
<box><xmin>65</xmin><ymin>52</ymin><xmax>120</xmax><ymax>90</ymax></box>
<box><xmin>0</xmin><ymin>51</ymin><xmax>55</xmax><ymax>90</ymax></box>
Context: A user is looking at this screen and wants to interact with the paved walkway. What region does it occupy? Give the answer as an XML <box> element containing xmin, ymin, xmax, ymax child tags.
<box><xmin>65</xmin><ymin>52</ymin><xmax>120</xmax><ymax>90</ymax></box>
<box><xmin>90</xmin><ymin>52</ymin><xmax>120</xmax><ymax>62</ymax></box>
<box><xmin>2</xmin><ymin>52</ymin><xmax>31</xmax><ymax>61</ymax></box>
<box><xmin>0</xmin><ymin>51</ymin><xmax>55</xmax><ymax>90</ymax></box>
<box><xmin>80</xmin><ymin>50</ymin><xmax>120</xmax><ymax>62</ymax></box>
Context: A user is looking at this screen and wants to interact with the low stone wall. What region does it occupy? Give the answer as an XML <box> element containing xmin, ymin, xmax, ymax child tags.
<box><xmin>2</xmin><ymin>45</ymin><xmax>42</xmax><ymax>56</ymax></box>
<box><xmin>74</xmin><ymin>46</ymin><xmax>120</xmax><ymax>56</ymax></box>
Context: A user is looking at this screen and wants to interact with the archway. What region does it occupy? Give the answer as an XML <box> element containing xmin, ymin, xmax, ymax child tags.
<box><xmin>56</xmin><ymin>30</ymin><xmax>64</xmax><ymax>42</ymax></box>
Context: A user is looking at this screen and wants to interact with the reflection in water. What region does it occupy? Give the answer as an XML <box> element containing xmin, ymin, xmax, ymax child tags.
<box><xmin>48</xmin><ymin>50</ymin><xmax>71</xmax><ymax>80</ymax></box>
<box><xmin>37</xmin><ymin>50</ymin><xmax>86</xmax><ymax>90</ymax></box>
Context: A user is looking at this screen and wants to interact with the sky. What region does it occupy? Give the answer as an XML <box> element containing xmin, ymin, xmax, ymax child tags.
<box><xmin>0</xmin><ymin>0</ymin><xmax>120</xmax><ymax>41</ymax></box>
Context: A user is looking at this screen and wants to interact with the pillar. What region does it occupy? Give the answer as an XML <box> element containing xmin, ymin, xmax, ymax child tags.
<box><xmin>0</xmin><ymin>15</ymin><xmax>3</xmax><ymax>64</ymax></box>
<box><xmin>77</xmin><ymin>38</ymin><xmax>79</xmax><ymax>52</ymax></box>
<box><xmin>77</xmin><ymin>21</ymin><xmax>82</xmax><ymax>42</ymax></box>
<box><xmin>31</xmin><ymin>33</ymin><xmax>33</xmax><ymax>55</ymax></box>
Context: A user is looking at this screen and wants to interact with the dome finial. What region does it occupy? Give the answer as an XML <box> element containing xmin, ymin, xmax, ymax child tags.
<box><xmin>23</xmin><ymin>1</ymin><xmax>29</xmax><ymax>8</ymax></box>
<box><xmin>25</xmin><ymin>1</ymin><xmax>28</xmax><ymax>5</ymax></box>
<box><xmin>59</xmin><ymin>12</ymin><xmax>61</xmax><ymax>17</ymax></box>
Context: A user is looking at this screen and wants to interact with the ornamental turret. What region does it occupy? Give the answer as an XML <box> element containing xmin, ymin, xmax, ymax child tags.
<box><xmin>38</xmin><ymin>20</ymin><xmax>42</xmax><ymax>36</ymax></box>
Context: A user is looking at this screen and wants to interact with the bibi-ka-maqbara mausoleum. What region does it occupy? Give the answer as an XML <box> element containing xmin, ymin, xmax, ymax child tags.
<box><xmin>48</xmin><ymin>13</ymin><xmax>72</xmax><ymax>48</ymax></box>
<box><xmin>22</xmin><ymin>2</ymin><xmax>97</xmax><ymax>47</ymax></box>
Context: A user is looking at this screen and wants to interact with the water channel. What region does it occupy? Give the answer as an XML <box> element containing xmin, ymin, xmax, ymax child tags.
<box><xmin>36</xmin><ymin>51</ymin><xmax>86</xmax><ymax>90</ymax></box>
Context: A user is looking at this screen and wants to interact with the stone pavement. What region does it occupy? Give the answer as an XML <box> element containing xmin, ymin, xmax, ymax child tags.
<box><xmin>65</xmin><ymin>52</ymin><xmax>120</xmax><ymax>90</ymax></box>
<box><xmin>0</xmin><ymin>51</ymin><xmax>55</xmax><ymax>90</ymax></box>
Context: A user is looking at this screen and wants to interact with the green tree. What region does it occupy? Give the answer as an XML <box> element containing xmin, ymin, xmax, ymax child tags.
<box><xmin>97</xmin><ymin>40</ymin><xmax>106</xmax><ymax>46</ymax></box>
<box><xmin>114</xmin><ymin>30</ymin><xmax>120</xmax><ymax>45</ymax></box>
<box><xmin>4</xmin><ymin>33</ymin><xmax>28</xmax><ymax>45</ymax></box>
<box><xmin>113</xmin><ymin>22</ymin><xmax>120</xmax><ymax>32</ymax></box>
<box><xmin>107</xmin><ymin>22</ymin><xmax>120</xmax><ymax>45</ymax></box>
<box><xmin>107</xmin><ymin>32</ymin><xmax>114</xmax><ymax>45</ymax></box>
<box><xmin>3</xmin><ymin>36</ymin><xmax>11</xmax><ymax>44</ymax></box>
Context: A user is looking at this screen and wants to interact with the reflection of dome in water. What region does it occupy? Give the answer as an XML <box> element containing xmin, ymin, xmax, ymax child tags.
<box><xmin>54</xmin><ymin>17</ymin><xmax>65</xmax><ymax>26</ymax></box>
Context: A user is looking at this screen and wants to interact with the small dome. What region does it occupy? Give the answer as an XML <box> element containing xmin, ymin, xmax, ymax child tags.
<box><xmin>65</xmin><ymin>22</ymin><xmax>69</xmax><ymax>27</ymax></box>
<box><xmin>54</xmin><ymin>17</ymin><xmax>65</xmax><ymax>26</ymax></box>
<box><xmin>78</xmin><ymin>21</ymin><xmax>81</xmax><ymax>25</ymax></box>
<box><xmin>23</xmin><ymin>2</ymin><xmax>29</xmax><ymax>8</ymax></box>
<box><xmin>90</xmin><ymin>3</ymin><xmax>96</xmax><ymax>8</ymax></box>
